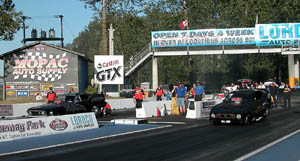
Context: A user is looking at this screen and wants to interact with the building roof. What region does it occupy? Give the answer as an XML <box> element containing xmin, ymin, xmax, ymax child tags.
<box><xmin>0</xmin><ymin>41</ymin><xmax>91</xmax><ymax>62</ymax></box>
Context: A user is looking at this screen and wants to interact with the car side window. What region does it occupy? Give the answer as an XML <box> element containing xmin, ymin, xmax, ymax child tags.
<box><xmin>74</xmin><ymin>95</ymin><xmax>81</xmax><ymax>103</ymax></box>
<box><xmin>80</xmin><ymin>94</ymin><xmax>89</xmax><ymax>101</ymax></box>
<box><xmin>254</xmin><ymin>91</ymin><xmax>262</xmax><ymax>100</ymax></box>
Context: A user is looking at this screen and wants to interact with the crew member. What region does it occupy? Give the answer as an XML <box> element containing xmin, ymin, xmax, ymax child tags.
<box><xmin>103</xmin><ymin>101</ymin><xmax>112</xmax><ymax>116</ymax></box>
<box><xmin>194</xmin><ymin>82</ymin><xmax>205</xmax><ymax>101</ymax></box>
<box><xmin>155</xmin><ymin>85</ymin><xmax>164</xmax><ymax>101</ymax></box>
<box><xmin>176</xmin><ymin>82</ymin><xmax>187</xmax><ymax>114</ymax></box>
<box><xmin>133</xmin><ymin>85</ymin><xmax>144</xmax><ymax>108</ymax></box>
<box><xmin>46</xmin><ymin>87</ymin><xmax>56</xmax><ymax>104</ymax></box>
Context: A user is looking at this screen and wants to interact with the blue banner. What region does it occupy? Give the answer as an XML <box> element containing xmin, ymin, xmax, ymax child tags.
<box><xmin>151</xmin><ymin>28</ymin><xmax>256</xmax><ymax>48</ymax></box>
<box><xmin>17</xmin><ymin>91</ymin><xmax>29</xmax><ymax>96</ymax></box>
<box><xmin>256</xmin><ymin>23</ymin><xmax>300</xmax><ymax>46</ymax></box>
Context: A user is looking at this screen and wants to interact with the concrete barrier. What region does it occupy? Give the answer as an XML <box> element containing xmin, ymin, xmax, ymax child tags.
<box><xmin>136</xmin><ymin>101</ymin><xmax>171</xmax><ymax>118</ymax></box>
<box><xmin>106</xmin><ymin>98</ymin><xmax>135</xmax><ymax>110</ymax></box>
<box><xmin>11</xmin><ymin>103</ymin><xmax>45</xmax><ymax>117</ymax></box>
<box><xmin>3</xmin><ymin>97</ymin><xmax>159</xmax><ymax>118</ymax></box>
<box><xmin>186</xmin><ymin>99</ymin><xmax>223</xmax><ymax>119</ymax></box>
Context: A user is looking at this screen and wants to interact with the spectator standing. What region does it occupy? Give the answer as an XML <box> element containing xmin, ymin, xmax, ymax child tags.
<box><xmin>46</xmin><ymin>87</ymin><xmax>56</xmax><ymax>104</ymax></box>
<box><xmin>130</xmin><ymin>56</ymin><xmax>134</xmax><ymax>68</ymax></box>
<box><xmin>194</xmin><ymin>81</ymin><xmax>205</xmax><ymax>101</ymax></box>
<box><xmin>176</xmin><ymin>82</ymin><xmax>187</xmax><ymax>115</ymax></box>
<box><xmin>171</xmin><ymin>84</ymin><xmax>178</xmax><ymax>97</ymax></box>
<box><xmin>69</xmin><ymin>87</ymin><xmax>75</xmax><ymax>93</ymax></box>
<box><xmin>269</xmin><ymin>82</ymin><xmax>279</xmax><ymax>108</ymax></box>
<box><xmin>278</xmin><ymin>82</ymin><xmax>285</xmax><ymax>103</ymax></box>
<box><xmin>171</xmin><ymin>84</ymin><xmax>179</xmax><ymax>115</ymax></box>
<box><xmin>240</xmin><ymin>83</ymin><xmax>249</xmax><ymax>89</ymax></box>
<box><xmin>155</xmin><ymin>85</ymin><xmax>164</xmax><ymax>101</ymax></box>
<box><xmin>133</xmin><ymin>85</ymin><xmax>144</xmax><ymax>108</ymax></box>
<box><xmin>295</xmin><ymin>83</ymin><xmax>300</xmax><ymax>89</ymax></box>
<box><xmin>283</xmin><ymin>84</ymin><xmax>292</xmax><ymax>108</ymax></box>
<box><xmin>35</xmin><ymin>89</ymin><xmax>43</xmax><ymax>102</ymax></box>
<box><xmin>257</xmin><ymin>82</ymin><xmax>266</xmax><ymax>89</ymax></box>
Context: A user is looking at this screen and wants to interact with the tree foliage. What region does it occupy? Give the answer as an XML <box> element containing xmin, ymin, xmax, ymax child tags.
<box><xmin>68</xmin><ymin>0</ymin><xmax>300</xmax><ymax>89</ymax></box>
<box><xmin>0</xmin><ymin>0</ymin><xmax>23</xmax><ymax>40</ymax></box>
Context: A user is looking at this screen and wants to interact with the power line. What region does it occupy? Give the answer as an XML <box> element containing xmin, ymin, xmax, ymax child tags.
<box><xmin>63</xmin><ymin>19</ymin><xmax>75</xmax><ymax>38</ymax></box>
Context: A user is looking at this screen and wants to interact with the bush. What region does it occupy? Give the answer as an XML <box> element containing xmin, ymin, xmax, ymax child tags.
<box><xmin>85</xmin><ymin>85</ymin><xmax>98</xmax><ymax>94</ymax></box>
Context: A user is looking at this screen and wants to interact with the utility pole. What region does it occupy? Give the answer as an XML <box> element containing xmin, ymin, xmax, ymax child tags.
<box><xmin>21</xmin><ymin>16</ymin><xmax>31</xmax><ymax>45</ymax></box>
<box><xmin>54</xmin><ymin>15</ymin><xmax>64</xmax><ymax>47</ymax></box>
<box><xmin>59</xmin><ymin>15</ymin><xmax>64</xmax><ymax>47</ymax></box>
<box><xmin>108</xmin><ymin>24</ymin><xmax>115</xmax><ymax>55</ymax></box>
<box><xmin>102</xmin><ymin>0</ymin><xmax>108</xmax><ymax>55</ymax></box>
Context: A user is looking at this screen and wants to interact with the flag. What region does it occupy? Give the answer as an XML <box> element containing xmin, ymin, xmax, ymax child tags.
<box><xmin>180</xmin><ymin>19</ymin><xmax>188</xmax><ymax>30</ymax></box>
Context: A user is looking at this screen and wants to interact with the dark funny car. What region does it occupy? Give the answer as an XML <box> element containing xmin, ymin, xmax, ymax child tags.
<box><xmin>27</xmin><ymin>93</ymin><xmax>105</xmax><ymax>117</ymax></box>
<box><xmin>209</xmin><ymin>89</ymin><xmax>270</xmax><ymax>125</ymax></box>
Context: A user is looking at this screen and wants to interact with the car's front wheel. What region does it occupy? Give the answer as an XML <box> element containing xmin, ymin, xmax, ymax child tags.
<box><xmin>262</xmin><ymin>108</ymin><xmax>269</xmax><ymax>120</ymax></box>
<box><xmin>92</xmin><ymin>105</ymin><xmax>102</xmax><ymax>117</ymax></box>
<box><xmin>242</xmin><ymin>114</ymin><xmax>251</xmax><ymax>125</ymax></box>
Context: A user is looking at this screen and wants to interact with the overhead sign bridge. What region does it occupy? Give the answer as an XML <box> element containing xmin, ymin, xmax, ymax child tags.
<box><xmin>125</xmin><ymin>23</ymin><xmax>300</xmax><ymax>89</ymax></box>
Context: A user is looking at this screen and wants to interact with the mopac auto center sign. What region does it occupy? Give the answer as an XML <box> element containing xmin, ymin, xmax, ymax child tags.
<box><xmin>94</xmin><ymin>55</ymin><xmax>124</xmax><ymax>84</ymax></box>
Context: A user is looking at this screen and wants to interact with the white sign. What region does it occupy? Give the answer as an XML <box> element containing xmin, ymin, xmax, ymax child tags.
<box><xmin>0</xmin><ymin>118</ymin><xmax>51</xmax><ymax>142</ymax></box>
<box><xmin>94</xmin><ymin>55</ymin><xmax>124</xmax><ymax>84</ymax></box>
<box><xmin>48</xmin><ymin>113</ymin><xmax>98</xmax><ymax>134</ymax></box>
<box><xmin>0</xmin><ymin>105</ymin><xmax>13</xmax><ymax>116</ymax></box>
<box><xmin>0</xmin><ymin>113</ymin><xmax>99</xmax><ymax>142</ymax></box>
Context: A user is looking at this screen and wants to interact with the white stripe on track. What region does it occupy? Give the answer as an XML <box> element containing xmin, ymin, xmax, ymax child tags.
<box><xmin>148</xmin><ymin>121</ymin><xmax>186</xmax><ymax>125</ymax></box>
<box><xmin>234</xmin><ymin>129</ymin><xmax>300</xmax><ymax>161</ymax></box>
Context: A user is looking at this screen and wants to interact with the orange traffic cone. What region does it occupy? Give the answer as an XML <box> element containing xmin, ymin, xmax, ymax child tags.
<box><xmin>156</xmin><ymin>107</ymin><xmax>161</xmax><ymax>117</ymax></box>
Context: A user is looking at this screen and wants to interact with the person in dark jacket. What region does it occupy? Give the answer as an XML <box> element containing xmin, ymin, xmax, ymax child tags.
<box><xmin>283</xmin><ymin>84</ymin><xmax>292</xmax><ymax>108</ymax></box>
<box><xmin>269</xmin><ymin>83</ymin><xmax>278</xmax><ymax>108</ymax></box>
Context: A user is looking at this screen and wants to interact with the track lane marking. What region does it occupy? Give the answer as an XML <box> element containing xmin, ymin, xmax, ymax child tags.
<box><xmin>148</xmin><ymin>121</ymin><xmax>187</xmax><ymax>125</ymax></box>
<box><xmin>234</xmin><ymin>129</ymin><xmax>300</xmax><ymax>161</ymax></box>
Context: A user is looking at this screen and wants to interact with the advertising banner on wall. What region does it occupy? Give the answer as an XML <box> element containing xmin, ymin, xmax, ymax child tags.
<box><xmin>48</xmin><ymin>113</ymin><xmax>98</xmax><ymax>134</ymax></box>
<box><xmin>0</xmin><ymin>113</ymin><xmax>98</xmax><ymax>142</ymax></box>
<box><xmin>151</xmin><ymin>28</ymin><xmax>256</xmax><ymax>48</ymax></box>
<box><xmin>0</xmin><ymin>118</ymin><xmax>51</xmax><ymax>142</ymax></box>
<box><xmin>4</xmin><ymin>44</ymin><xmax>78</xmax><ymax>84</ymax></box>
<box><xmin>255</xmin><ymin>23</ymin><xmax>300</xmax><ymax>46</ymax></box>
<box><xmin>94</xmin><ymin>55</ymin><xmax>124</xmax><ymax>84</ymax></box>
<box><xmin>0</xmin><ymin>105</ymin><xmax>13</xmax><ymax>116</ymax></box>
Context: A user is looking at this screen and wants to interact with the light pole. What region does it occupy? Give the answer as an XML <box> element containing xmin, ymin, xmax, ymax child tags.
<box><xmin>54</xmin><ymin>15</ymin><xmax>64</xmax><ymax>47</ymax></box>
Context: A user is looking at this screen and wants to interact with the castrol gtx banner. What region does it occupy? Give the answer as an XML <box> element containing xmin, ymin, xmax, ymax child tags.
<box><xmin>94</xmin><ymin>55</ymin><xmax>124</xmax><ymax>84</ymax></box>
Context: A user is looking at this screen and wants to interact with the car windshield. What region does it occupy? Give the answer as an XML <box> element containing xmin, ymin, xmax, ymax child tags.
<box><xmin>224</xmin><ymin>93</ymin><xmax>253</xmax><ymax>103</ymax></box>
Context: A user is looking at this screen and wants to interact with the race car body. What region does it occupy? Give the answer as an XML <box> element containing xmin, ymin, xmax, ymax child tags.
<box><xmin>209</xmin><ymin>89</ymin><xmax>270</xmax><ymax>125</ymax></box>
<box><xmin>27</xmin><ymin>93</ymin><xmax>105</xmax><ymax>117</ymax></box>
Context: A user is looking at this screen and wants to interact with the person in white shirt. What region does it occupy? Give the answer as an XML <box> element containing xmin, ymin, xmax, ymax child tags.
<box><xmin>257</xmin><ymin>82</ymin><xmax>266</xmax><ymax>89</ymax></box>
<box><xmin>278</xmin><ymin>82</ymin><xmax>285</xmax><ymax>103</ymax></box>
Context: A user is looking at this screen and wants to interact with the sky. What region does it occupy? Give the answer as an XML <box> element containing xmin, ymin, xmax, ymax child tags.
<box><xmin>0</xmin><ymin>0</ymin><xmax>94</xmax><ymax>54</ymax></box>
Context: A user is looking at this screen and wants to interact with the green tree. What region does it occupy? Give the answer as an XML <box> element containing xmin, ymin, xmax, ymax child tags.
<box><xmin>0</xmin><ymin>0</ymin><xmax>23</xmax><ymax>40</ymax></box>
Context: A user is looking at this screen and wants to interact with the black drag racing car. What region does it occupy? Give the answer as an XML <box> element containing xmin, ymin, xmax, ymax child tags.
<box><xmin>27</xmin><ymin>93</ymin><xmax>105</xmax><ymax>117</ymax></box>
<box><xmin>209</xmin><ymin>89</ymin><xmax>270</xmax><ymax>125</ymax></box>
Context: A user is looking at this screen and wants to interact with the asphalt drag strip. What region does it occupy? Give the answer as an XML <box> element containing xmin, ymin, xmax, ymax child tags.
<box><xmin>0</xmin><ymin>124</ymin><xmax>171</xmax><ymax>157</ymax></box>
